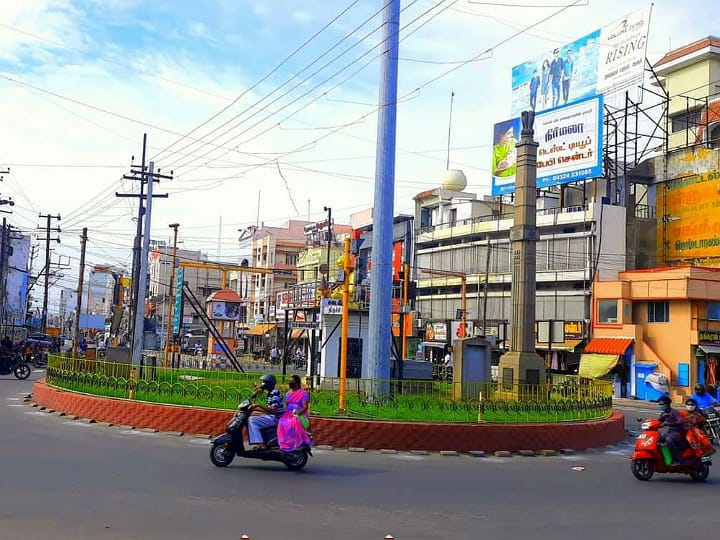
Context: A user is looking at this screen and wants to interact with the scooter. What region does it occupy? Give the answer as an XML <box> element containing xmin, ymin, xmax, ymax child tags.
<box><xmin>209</xmin><ymin>392</ymin><xmax>312</xmax><ymax>471</ymax></box>
<box><xmin>0</xmin><ymin>353</ymin><xmax>32</xmax><ymax>380</ymax></box>
<box><xmin>630</xmin><ymin>417</ymin><xmax>712</xmax><ymax>481</ymax></box>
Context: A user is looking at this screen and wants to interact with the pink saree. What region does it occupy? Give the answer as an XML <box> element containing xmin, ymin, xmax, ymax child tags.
<box><xmin>277</xmin><ymin>388</ymin><xmax>312</xmax><ymax>451</ymax></box>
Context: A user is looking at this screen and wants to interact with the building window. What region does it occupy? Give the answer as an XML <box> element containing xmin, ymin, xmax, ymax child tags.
<box><xmin>709</xmin><ymin>124</ymin><xmax>720</xmax><ymax>149</ymax></box>
<box><xmin>285</xmin><ymin>253</ymin><xmax>298</xmax><ymax>266</ymax></box>
<box><xmin>670</xmin><ymin>109</ymin><xmax>701</xmax><ymax>133</ymax></box>
<box><xmin>708</xmin><ymin>302</ymin><xmax>720</xmax><ymax>321</ymax></box>
<box><xmin>598</xmin><ymin>299</ymin><xmax>618</xmax><ymax>323</ymax></box>
<box><xmin>448</xmin><ymin>208</ymin><xmax>457</xmax><ymax>227</ymax></box>
<box><xmin>648</xmin><ymin>301</ymin><xmax>669</xmax><ymax>323</ymax></box>
<box><xmin>420</xmin><ymin>207</ymin><xmax>432</xmax><ymax>229</ymax></box>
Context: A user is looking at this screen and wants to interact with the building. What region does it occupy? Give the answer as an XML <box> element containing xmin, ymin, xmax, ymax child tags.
<box><xmin>652</xmin><ymin>36</ymin><xmax>720</xmax><ymax>268</ymax></box>
<box><xmin>85</xmin><ymin>266</ymin><xmax>117</xmax><ymax>318</ymax></box>
<box><xmin>590</xmin><ymin>266</ymin><xmax>720</xmax><ymax>402</ymax></box>
<box><xmin>412</xmin><ymin>170</ymin><xmax>643</xmax><ymax>372</ymax></box>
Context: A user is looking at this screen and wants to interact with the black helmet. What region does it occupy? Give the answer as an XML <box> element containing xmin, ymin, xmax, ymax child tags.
<box><xmin>695</xmin><ymin>384</ymin><xmax>706</xmax><ymax>395</ymax></box>
<box><xmin>657</xmin><ymin>395</ymin><xmax>672</xmax><ymax>406</ymax></box>
<box><xmin>259</xmin><ymin>374</ymin><xmax>277</xmax><ymax>391</ymax></box>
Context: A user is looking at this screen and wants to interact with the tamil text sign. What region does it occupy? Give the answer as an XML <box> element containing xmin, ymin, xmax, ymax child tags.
<box><xmin>510</xmin><ymin>6</ymin><xmax>650</xmax><ymax>116</ymax></box>
<box><xmin>491</xmin><ymin>95</ymin><xmax>603</xmax><ymax>196</ymax></box>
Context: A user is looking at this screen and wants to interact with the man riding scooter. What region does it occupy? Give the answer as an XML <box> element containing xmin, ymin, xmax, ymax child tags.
<box><xmin>658</xmin><ymin>395</ymin><xmax>687</xmax><ymax>466</ymax></box>
<box><xmin>690</xmin><ymin>384</ymin><xmax>719</xmax><ymax>409</ymax></box>
<box><xmin>247</xmin><ymin>374</ymin><xmax>284</xmax><ymax>451</ymax></box>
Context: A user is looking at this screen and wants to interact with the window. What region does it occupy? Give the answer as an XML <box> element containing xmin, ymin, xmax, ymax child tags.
<box><xmin>420</xmin><ymin>207</ymin><xmax>432</xmax><ymax>229</ymax></box>
<box><xmin>708</xmin><ymin>302</ymin><xmax>720</xmax><ymax>321</ymax></box>
<box><xmin>285</xmin><ymin>253</ymin><xmax>298</xmax><ymax>266</ymax></box>
<box><xmin>671</xmin><ymin>109</ymin><xmax>701</xmax><ymax>133</ymax></box>
<box><xmin>448</xmin><ymin>208</ymin><xmax>457</xmax><ymax>227</ymax></box>
<box><xmin>708</xmin><ymin>124</ymin><xmax>720</xmax><ymax>149</ymax></box>
<box><xmin>598</xmin><ymin>300</ymin><xmax>618</xmax><ymax>323</ymax></box>
<box><xmin>648</xmin><ymin>301</ymin><xmax>669</xmax><ymax>323</ymax></box>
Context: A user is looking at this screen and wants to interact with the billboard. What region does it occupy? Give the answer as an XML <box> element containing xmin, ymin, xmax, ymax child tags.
<box><xmin>491</xmin><ymin>95</ymin><xmax>603</xmax><ymax>196</ymax></box>
<box><xmin>510</xmin><ymin>7</ymin><xmax>650</xmax><ymax>116</ymax></box>
<box><xmin>172</xmin><ymin>268</ymin><xmax>184</xmax><ymax>334</ymax></box>
<box><xmin>210</xmin><ymin>300</ymin><xmax>241</xmax><ymax>321</ymax></box>
<box><xmin>657</xmin><ymin>148</ymin><xmax>720</xmax><ymax>263</ymax></box>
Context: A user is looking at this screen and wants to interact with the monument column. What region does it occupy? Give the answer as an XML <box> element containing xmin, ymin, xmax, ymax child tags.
<box><xmin>497</xmin><ymin>110</ymin><xmax>546</xmax><ymax>388</ymax></box>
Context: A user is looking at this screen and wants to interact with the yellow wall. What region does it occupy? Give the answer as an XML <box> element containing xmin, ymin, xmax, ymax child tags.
<box><xmin>666</xmin><ymin>60</ymin><xmax>711</xmax><ymax>116</ymax></box>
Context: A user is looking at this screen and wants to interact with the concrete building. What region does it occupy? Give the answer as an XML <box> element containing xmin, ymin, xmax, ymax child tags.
<box><xmin>591</xmin><ymin>266</ymin><xmax>720</xmax><ymax>402</ymax></box>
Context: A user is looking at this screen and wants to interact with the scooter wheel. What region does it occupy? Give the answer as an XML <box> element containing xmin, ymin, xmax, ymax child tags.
<box><xmin>284</xmin><ymin>450</ymin><xmax>309</xmax><ymax>471</ymax></box>
<box><xmin>210</xmin><ymin>443</ymin><xmax>234</xmax><ymax>467</ymax></box>
<box><xmin>14</xmin><ymin>364</ymin><xmax>31</xmax><ymax>380</ymax></box>
<box><xmin>630</xmin><ymin>459</ymin><xmax>654</xmax><ymax>481</ymax></box>
<box><xmin>690</xmin><ymin>463</ymin><xmax>710</xmax><ymax>482</ymax></box>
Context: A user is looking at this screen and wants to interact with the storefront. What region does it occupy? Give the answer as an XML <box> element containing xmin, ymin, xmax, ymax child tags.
<box><xmin>697</xmin><ymin>330</ymin><xmax>720</xmax><ymax>388</ymax></box>
<box><xmin>535</xmin><ymin>320</ymin><xmax>586</xmax><ymax>374</ymax></box>
<box><xmin>579</xmin><ymin>337</ymin><xmax>633</xmax><ymax>397</ymax></box>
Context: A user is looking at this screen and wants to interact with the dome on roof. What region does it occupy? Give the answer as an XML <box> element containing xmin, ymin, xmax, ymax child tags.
<box><xmin>441</xmin><ymin>169</ymin><xmax>467</xmax><ymax>192</ymax></box>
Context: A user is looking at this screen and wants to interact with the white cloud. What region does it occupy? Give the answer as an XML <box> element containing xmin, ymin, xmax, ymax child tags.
<box><xmin>292</xmin><ymin>10</ymin><xmax>313</xmax><ymax>24</ymax></box>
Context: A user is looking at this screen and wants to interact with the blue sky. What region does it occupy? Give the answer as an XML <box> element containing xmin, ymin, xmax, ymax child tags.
<box><xmin>1</xmin><ymin>0</ymin><xmax>720</xmax><ymax>312</ymax></box>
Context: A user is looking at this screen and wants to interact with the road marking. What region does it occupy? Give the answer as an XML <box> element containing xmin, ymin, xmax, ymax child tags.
<box><xmin>119</xmin><ymin>430</ymin><xmax>156</xmax><ymax>436</ymax></box>
<box><xmin>393</xmin><ymin>455</ymin><xmax>425</xmax><ymax>461</ymax></box>
<box><xmin>560</xmin><ymin>455</ymin><xmax>586</xmax><ymax>461</ymax></box>
<box><xmin>63</xmin><ymin>421</ymin><xmax>94</xmax><ymax>427</ymax></box>
<box><xmin>189</xmin><ymin>439</ymin><xmax>211</xmax><ymax>445</ymax></box>
<box><xmin>4</xmin><ymin>397</ymin><xmax>21</xmax><ymax>401</ymax></box>
<box><xmin>604</xmin><ymin>450</ymin><xmax>630</xmax><ymax>456</ymax></box>
<box><xmin>481</xmin><ymin>457</ymin><xmax>512</xmax><ymax>464</ymax></box>
<box><xmin>7</xmin><ymin>404</ymin><xmax>24</xmax><ymax>407</ymax></box>
<box><xmin>25</xmin><ymin>411</ymin><xmax>48</xmax><ymax>416</ymax></box>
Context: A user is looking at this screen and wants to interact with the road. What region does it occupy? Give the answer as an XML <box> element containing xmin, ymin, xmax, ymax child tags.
<box><xmin>0</xmin><ymin>372</ymin><xmax>714</xmax><ymax>540</ymax></box>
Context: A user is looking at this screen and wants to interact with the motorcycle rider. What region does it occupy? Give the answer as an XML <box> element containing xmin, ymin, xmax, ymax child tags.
<box><xmin>682</xmin><ymin>398</ymin><xmax>705</xmax><ymax>428</ymax></box>
<box><xmin>247</xmin><ymin>374</ymin><xmax>284</xmax><ymax>451</ymax></box>
<box><xmin>658</xmin><ymin>395</ymin><xmax>687</xmax><ymax>466</ymax></box>
<box><xmin>690</xmin><ymin>384</ymin><xmax>719</xmax><ymax>409</ymax></box>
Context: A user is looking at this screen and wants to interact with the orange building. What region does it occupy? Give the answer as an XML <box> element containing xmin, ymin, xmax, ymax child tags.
<box><xmin>590</xmin><ymin>266</ymin><xmax>720</xmax><ymax>402</ymax></box>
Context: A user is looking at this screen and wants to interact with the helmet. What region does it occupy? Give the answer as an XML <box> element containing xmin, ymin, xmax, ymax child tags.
<box><xmin>657</xmin><ymin>395</ymin><xmax>672</xmax><ymax>406</ymax></box>
<box><xmin>694</xmin><ymin>384</ymin><xmax>706</xmax><ymax>396</ymax></box>
<box><xmin>259</xmin><ymin>374</ymin><xmax>277</xmax><ymax>391</ymax></box>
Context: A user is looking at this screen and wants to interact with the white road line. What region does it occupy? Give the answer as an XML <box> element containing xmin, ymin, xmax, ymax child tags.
<box><xmin>189</xmin><ymin>439</ymin><xmax>211</xmax><ymax>445</ymax></box>
<box><xmin>481</xmin><ymin>457</ymin><xmax>512</xmax><ymax>464</ymax></box>
<box><xmin>7</xmin><ymin>404</ymin><xmax>24</xmax><ymax>407</ymax></box>
<box><xmin>4</xmin><ymin>397</ymin><xmax>21</xmax><ymax>401</ymax></box>
<box><xmin>393</xmin><ymin>455</ymin><xmax>426</xmax><ymax>461</ymax></box>
<box><xmin>25</xmin><ymin>411</ymin><xmax>48</xmax><ymax>416</ymax></box>
<box><xmin>560</xmin><ymin>455</ymin><xmax>586</xmax><ymax>461</ymax></box>
<box><xmin>604</xmin><ymin>450</ymin><xmax>630</xmax><ymax>456</ymax></box>
<box><xmin>63</xmin><ymin>421</ymin><xmax>94</xmax><ymax>427</ymax></box>
<box><xmin>119</xmin><ymin>430</ymin><xmax>156</xmax><ymax>436</ymax></box>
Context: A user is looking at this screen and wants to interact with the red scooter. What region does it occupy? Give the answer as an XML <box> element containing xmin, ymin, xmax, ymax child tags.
<box><xmin>630</xmin><ymin>417</ymin><xmax>712</xmax><ymax>481</ymax></box>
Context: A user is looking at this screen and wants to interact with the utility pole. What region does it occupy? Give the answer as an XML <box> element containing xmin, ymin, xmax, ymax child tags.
<box><xmin>164</xmin><ymin>223</ymin><xmax>179</xmax><ymax>366</ymax></box>
<box><xmin>366</xmin><ymin>0</ymin><xmax>400</xmax><ymax>387</ymax></box>
<box><xmin>127</xmin><ymin>134</ymin><xmax>147</xmax><ymax>350</ymax></box>
<box><xmin>339</xmin><ymin>236</ymin><xmax>351</xmax><ymax>410</ymax></box>
<box><xmin>72</xmin><ymin>228</ymin><xmax>88</xmax><ymax>357</ymax></box>
<box><xmin>38</xmin><ymin>213</ymin><xmax>61</xmax><ymax>333</ymax></box>
<box><xmin>118</xmin><ymin>155</ymin><xmax>171</xmax><ymax>365</ymax></box>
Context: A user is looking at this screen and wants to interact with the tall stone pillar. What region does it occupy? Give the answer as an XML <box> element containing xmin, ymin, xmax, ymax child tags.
<box><xmin>497</xmin><ymin>111</ymin><xmax>547</xmax><ymax>389</ymax></box>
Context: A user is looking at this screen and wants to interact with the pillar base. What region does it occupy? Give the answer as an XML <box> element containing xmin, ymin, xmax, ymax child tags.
<box><xmin>496</xmin><ymin>350</ymin><xmax>547</xmax><ymax>400</ymax></box>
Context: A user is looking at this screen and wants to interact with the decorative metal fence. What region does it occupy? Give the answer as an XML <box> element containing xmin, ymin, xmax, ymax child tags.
<box><xmin>46</xmin><ymin>355</ymin><xmax>613</xmax><ymax>424</ymax></box>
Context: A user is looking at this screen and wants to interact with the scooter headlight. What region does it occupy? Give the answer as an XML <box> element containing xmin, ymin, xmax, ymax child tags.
<box><xmin>640</xmin><ymin>421</ymin><xmax>651</xmax><ymax>431</ymax></box>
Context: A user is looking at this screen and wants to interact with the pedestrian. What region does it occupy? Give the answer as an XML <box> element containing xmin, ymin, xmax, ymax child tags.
<box><xmin>549</xmin><ymin>48</ymin><xmax>564</xmax><ymax>108</ymax></box>
<box><xmin>562</xmin><ymin>48</ymin><xmax>575</xmax><ymax>104</ymax></box>
<box><xmin>270</xmin><ymin>346</ymin><xmax>279</xmax><ymax>365</ymax></box>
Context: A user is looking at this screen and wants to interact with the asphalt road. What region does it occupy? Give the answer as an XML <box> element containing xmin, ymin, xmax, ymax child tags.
<box><xmin>0</xmin><ymin>372</ymin><xmax>714</xmax><ymax>540</ymax></box>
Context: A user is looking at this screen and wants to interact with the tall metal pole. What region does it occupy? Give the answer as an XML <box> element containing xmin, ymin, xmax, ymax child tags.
<box><xmin>132</xmin><ymin>161</ymin><xmax>154</xmax><ymax>365</ymax></box>
<box><xmin>365</xmin><ymin>0</ymin><xmax>400</xmax><ymax>385</ymax></box>
<box><xmin>164</xmin><ymin>223</ymin><xmax>179</xmax><ymax>366</ymax></box>
<box><xmin>72</xmin><ymin>228</ymin><xmax>88</xmax><ymax>357</ymax></box>
<box><xmin>339</xmin><ymin>236</ymin><xmax>351</xmax><ymax>409</ymax></box>
<box><xmin>41</xmin><ymin>215</ymin><xmax>50</xmax><ymax>332</ymax></box>
<box><xmin>129</xmin><ymin>134</ymin><xmax>147</xmax><ymax>348</ymax></box>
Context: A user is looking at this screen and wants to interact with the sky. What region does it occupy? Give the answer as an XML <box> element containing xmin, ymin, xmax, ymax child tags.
<box><xmin>1</xmin><ymin>0</ymin><xmax>719</xmax><ymax>314</ymax></box>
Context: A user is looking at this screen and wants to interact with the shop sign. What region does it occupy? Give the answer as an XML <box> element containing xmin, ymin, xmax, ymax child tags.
<box><xmin>321</xmin><ymin>298</ymin><xmax>342</xmax><ymax>315</ymax></box>
<box><xmin>699</xmin><ymin>330</ymin><xmax>720</xmax><ymax>344</ymax></box>
<box><xmin>425</xmin><ymin>322</ymin><xmax>447</xmax><ymax>342</ymax></box>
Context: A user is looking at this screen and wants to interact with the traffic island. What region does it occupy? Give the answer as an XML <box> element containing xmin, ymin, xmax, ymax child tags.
<box><xmin>32</xmin><ymin>379</ymin><xmax>625</xmax><ymax>453</ymax></box>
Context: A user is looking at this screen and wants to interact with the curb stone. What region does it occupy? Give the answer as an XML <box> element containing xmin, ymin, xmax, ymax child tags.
<box><xmin>81</xmin><ymin>418</ymin><xmax>96</xmax><ymax>424</ymax></box>
<box><xmin>192</xmin><ymin>434</ymin><xmax>212</xmax><ymax>439</ymax></box>
<box><xmin>469</xmin><ymin>451</ymin><xmax>487</xmax><ymax>457</ymax></box>
<box><xmin>539</xmin><ymin>449</ymin><xmax>557</xmax><ymax>457</ymax></box>
<box><xmin>561</xmin><ymin>449</ymin><xmax>576</xmax><ymax>455</ymax></box>
<box><xmin>440</xmin><ymin>450</ymin><xmax>459</xmax><ymax>456</ymax></box>
<box><xmin>95</xmin><ymin>422</ymin><xmax>114</xmax><ymax>427</ymax></box>
<box><xmin>139</xmin><ymin>428</ymin><xmax>159</xmax><ymax>433</ymax></box>
<box><xmin>114</xmin><ymin>424</ymin><xmax>135</xmax><ymax>430</ymax></box>
<box><xmin>410</xmin><ymin>450</ymin><xmax>429</xmax><ymax>455</ymax></box>
<box><xmin>379</xmin><ymin>449</ymin><xmax>398</xmax><ymax>454</ymax></box>
<box><xmin>518</xmin><ymin>450</ymin><xmax>536</xmax><ymax>457</ymax></box>
<box><xmin>316</xmin><ymin>445</ymin><xmax>335</xmax><ymax>451</ymax></box>
<box><xmin>493</xmin><ymin>451</ymin><xmax>512</xmax><ymax>458</ymax></box>
<box><xmin>348</xmin><ymin>447</ymin><xmax>366</xmax><ymax>452</ymax></box>
<box><xmin>162</xmin><ymin>431</ymin><xmax>184</xmax><ymax>437</ymax></box>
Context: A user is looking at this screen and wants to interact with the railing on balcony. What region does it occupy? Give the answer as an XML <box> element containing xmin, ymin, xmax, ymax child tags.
<box><xmin>634</xmin><ymin>204</ymin><xmax>656</xmax><ymax>220</ymax></box>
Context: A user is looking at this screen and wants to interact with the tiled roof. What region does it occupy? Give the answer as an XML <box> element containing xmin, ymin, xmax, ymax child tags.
<box><xmin>584</xmin><ymin>338</ymin><xmax>633</xmax><ymax>355</ymax></box>
<box><xmin>654</xmin><ymin>36</ymin><xmax>720</xmax><ymax>68</ymax></box>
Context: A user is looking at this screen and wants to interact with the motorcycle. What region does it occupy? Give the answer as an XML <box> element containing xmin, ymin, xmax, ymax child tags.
<box><xmin>630</xmin><ymin>417</ymin><xmax>712</xmax><ymax>481</ymax></box>
<box><xmin>209</xmin><ymin>392</ymin><xmax>312</xmax><ymax>471</ymax></box>
<box><xmin>32</xmin><ymin>352</ymin><xmax>48</xmax><ymax>369</ymax></box>
<box><xmin>0</xmin><ymin>353</ymin><xmax>32</xmax><ymax>380</ymax></box>
<box><xmin>700</xmin><ymin>407</ymin><xmax>720</xmax><ymax>443</ymax></box>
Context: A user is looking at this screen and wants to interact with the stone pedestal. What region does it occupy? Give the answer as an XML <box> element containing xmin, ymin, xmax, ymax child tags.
<box><xmin>497</xmin><ymin>350</ymin><xmax>547</xmax><ymax>400</ymax></box>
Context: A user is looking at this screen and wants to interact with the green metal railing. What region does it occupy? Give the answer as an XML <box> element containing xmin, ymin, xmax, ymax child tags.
<box><xmin>46</xmin><ymin>355</ymin><xmax>613</xmax><ymax>424</ymax></box>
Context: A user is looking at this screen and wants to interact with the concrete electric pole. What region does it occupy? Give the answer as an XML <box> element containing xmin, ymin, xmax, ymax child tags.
<box><xmin>38</xmin><ymin>213</ymin><xmax>61</xmax><ymax>333</ymax></box>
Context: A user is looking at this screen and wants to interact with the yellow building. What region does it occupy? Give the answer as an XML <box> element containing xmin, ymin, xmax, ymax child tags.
<box><xmin>591</xmin><ymin>266</ymin><xmax>720</xmax><ymax>402</ymax></box>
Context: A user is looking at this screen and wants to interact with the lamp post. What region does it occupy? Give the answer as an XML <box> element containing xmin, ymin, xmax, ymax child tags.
<box><xmin>164</xmin><ymin>223</ymin><xmax>179</xmax><ymax>367</ymax></box>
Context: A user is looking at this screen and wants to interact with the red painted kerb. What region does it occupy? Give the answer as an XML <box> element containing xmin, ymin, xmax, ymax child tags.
<box><xmin>33</xmin><ymin>380</ymin><xmax>625</xmax><ymax>452</ymax></box>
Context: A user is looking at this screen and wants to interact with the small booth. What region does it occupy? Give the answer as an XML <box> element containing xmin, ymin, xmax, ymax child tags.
<box><xmin>206</xmin><ymin>289</ymin><xmax>242</xmax><ymax>365</ymax></box>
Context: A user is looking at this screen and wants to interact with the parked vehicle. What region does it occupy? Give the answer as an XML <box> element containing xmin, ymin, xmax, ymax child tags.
<box><xmin>701</xmin><ymin>406</ymin><xmax>720</xmax><ymax>443</ymax></box>
<box><xmin>209</xmin><ymin>391</ymin><xmax>312</xmax><ymax>471</ymax></box>
<box><xmin>0</xmin><ymin>353</ymin><xmax>32</xmax><ymax>380</ymax></box>
<box><xmin>630</xmin><ymin>417</ymin><xmax>712</xmax><ymax>481</ymax></box>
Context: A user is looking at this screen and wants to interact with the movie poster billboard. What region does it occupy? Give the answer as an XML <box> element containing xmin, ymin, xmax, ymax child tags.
<box><xmin>210</xmin><ymin>300</ymin><xmax>241</xmax><ymax>321</ymax></box>
<box><xmin>510</xmin><ymin>7</ymin><xmax>650</xmax><ymax>116</ymax></box>
<box><xmin>491</xmin><ymin>95</ymin><xmax>603</xmax><ymax>196</ymax></box>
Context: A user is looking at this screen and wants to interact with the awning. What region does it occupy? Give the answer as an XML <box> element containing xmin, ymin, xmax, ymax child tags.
<box><xmin>535</xmin><ymin>339</ymin><xmax>584</xmax><ymax>352</ymax></box>
<box><xmin>579</xmin><ymin>353</ymin><xmax>620</xmax><ymax>378</ymax></box>
<box><xmin>584</xmin><ymin>337</ymin><xmax>633</xmax><ymax>355</ymax></box>
<box><xmin>247</xmin><ymin>323</ymin><xmax>277</xmax><ymax>336</ymax></box>
<box><xmin>290</xmin><ymin>329</ymin><xmax>307</xmax><ymax>340</ymax></box>
<box><xmin>698</xmin><ymin>345</ymin><xmax>720</xmax><ymax>355</ymax></box>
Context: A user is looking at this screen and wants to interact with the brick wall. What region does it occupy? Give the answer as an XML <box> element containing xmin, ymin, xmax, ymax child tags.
<box><xmin>34</xmin><ymin>381</ymin><xmax>625</xmax><ymax>452</ymax></box>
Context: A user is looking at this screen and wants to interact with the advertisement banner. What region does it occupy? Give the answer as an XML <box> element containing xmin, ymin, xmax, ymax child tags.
<box><xmin>510</xmin><ymin>7</ymin><xmax>650</xmax><ymax>116</ymax></box>
<box><xmin>492</xmin><ymin>95</ymin><xmax>603</xmax><ymax>195</ymax></box>
<box><xmin>172</xmin><ymin>268</ymin><xmax>184</xmax><ymax>334</ymax></box>
<box><xmin>210</xmin><ymin>300</ymin><xmax>241</xmax><ymax>321</ymax></box>
<box><xmin>657</xmin><ymin>148</ymin><xmax>720</xmax><ymax>263</ymax></box>
<box><xmin>450</xmin><ymin>321</ymin><xmax>474</xmax><ymax>340</ymax></box>
<box><xmin>424</xmin><ymin>322</ymin><xmax>447</xmax><ymax>342</ymax></box>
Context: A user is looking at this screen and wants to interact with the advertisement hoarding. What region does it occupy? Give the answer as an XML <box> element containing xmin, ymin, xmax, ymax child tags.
<box><xmin>172</xmin><ymin>268</ymin><xmax>184</xmax><ymax>334</ymax></box>
<box><xmin>210</xmin><ymin>300</ymin><xmax>241</xmax><ymax>321</ymax></box>
<box><xmin>492</xmin><ymin>95</ymin><xmax>603</xmax><ymax>196</ymax></box>
<box><xmin>424</xmin><ymin>322</ymin><xmax>447</xmax><ymax>342</ymax></box>
<box><xmin>510</xmin><ymin>6</ymin><xmax>650</xmax><ymax>116</ymax></box>
<box><xmin>656</xmin><ymin>148</ymin><xmax>720</xmax><ymax>263</ymax></box>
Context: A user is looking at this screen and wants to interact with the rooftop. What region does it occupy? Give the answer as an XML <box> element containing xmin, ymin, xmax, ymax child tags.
<box><xmin>654</xmin><ymin>35</ymin><xmax>720</xmax><ymax>73</ymax></box>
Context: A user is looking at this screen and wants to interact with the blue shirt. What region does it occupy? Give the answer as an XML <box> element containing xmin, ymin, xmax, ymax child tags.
<box><xmin>530</xmin><ymin>75</ymin><xmax>540</xmax><ymax>94</ymax></box>
<box><xmin>563</xmin><ymin>58</ymin><xmax>574</xmax><ymax>79</ymax></box>
<box><xmin>550</xmin><ymin>58</ymin><xmax>564</xmax><ymax>83</ymax></box>
<box><xmin>266</xmin><ymin>389</ymin><xmax>284</xmax><ymax>418</ymax></box>
<box><xmin>690</xmin><ymin>392</ymin><xmax>718</xmax><ymax>409</ymax></box>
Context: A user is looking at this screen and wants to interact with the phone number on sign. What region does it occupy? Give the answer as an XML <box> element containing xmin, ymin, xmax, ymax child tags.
<box><xmin>550</xmin><ymin>168</ymin><xmax>593</xmax><ymax>182</ymax></box>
